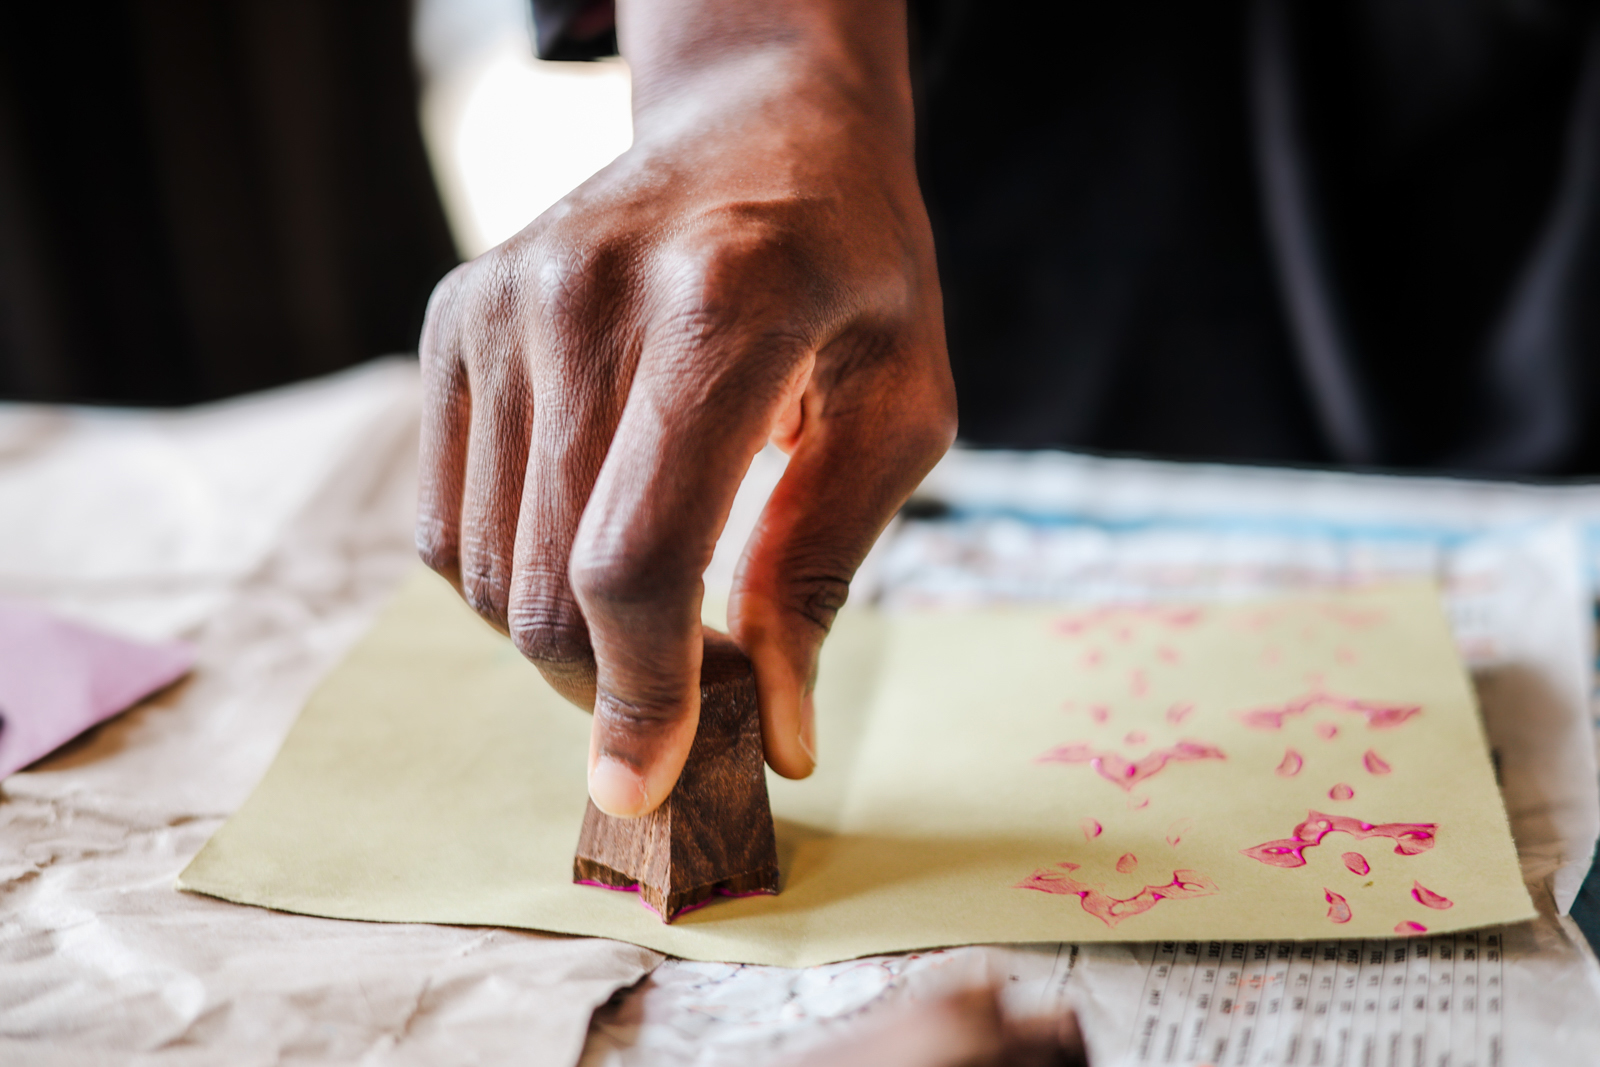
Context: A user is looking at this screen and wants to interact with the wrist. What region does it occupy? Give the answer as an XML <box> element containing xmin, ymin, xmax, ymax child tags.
<box><xmin>618</xmin><ymin>0</ymin><xmax>914</xmax><ymax>153</ymax></box>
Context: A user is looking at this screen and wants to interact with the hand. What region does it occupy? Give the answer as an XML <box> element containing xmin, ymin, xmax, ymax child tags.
<box><xmin>416</xmin><ymin>0</ymin><xmax>955</xmax><ymax>816</ymax></box>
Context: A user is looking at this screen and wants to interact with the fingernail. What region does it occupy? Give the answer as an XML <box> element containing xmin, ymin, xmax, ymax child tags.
<box><xmin>796</xmin><ymin>691</ymin><xmax>817</xmax><ymax>766</ymax></box>
<box><xmin>589</xmin><ymin>756</ymin><xmax>651</xmax><ymax>817</ymax></box>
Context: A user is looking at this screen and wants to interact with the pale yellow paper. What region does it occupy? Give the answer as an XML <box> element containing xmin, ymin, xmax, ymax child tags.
<box><xmin>181</xmin><ymin>570</ymin><xmax>1533</xmax><ymax>967</ymax></box>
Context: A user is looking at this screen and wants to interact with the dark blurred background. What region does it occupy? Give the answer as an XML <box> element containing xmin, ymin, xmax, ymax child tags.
<box><xmin>0</xmin><ymin>1</ymin><xmax>458</xmax><ymax>405</ymax></box>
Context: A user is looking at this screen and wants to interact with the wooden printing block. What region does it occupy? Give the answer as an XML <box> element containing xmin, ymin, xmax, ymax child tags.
<box><xmin>572</xmin><ymin>633</ymin><xmax>780</xmax><ymax>921</ymax></box>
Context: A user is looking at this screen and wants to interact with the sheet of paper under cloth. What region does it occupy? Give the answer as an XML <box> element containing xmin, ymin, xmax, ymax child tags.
<box><xmin>181</xmin><ymin>570</ymin><xmax>1533</xmax><ymax>967</ymax></box>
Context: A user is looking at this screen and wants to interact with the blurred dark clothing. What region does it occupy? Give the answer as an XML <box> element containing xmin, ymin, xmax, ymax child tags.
<box><xmin>0</xmin><ymin>1</ymin><xmax>458</xmax><ymax>406</ymax></box>
<box><xmin>538</xmin><ymin>0</ymin><xmax>1600</xmax><ymax>475</ymax></box>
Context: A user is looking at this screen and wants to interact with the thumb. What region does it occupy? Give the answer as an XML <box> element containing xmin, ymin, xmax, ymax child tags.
<box><xmin>731</xmin><ymin>356</ymin><xmax>954</xmax><ymax>779</ymax></box>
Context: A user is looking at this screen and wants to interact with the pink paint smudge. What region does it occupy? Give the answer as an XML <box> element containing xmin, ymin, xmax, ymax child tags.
<box><xmin>1087</xmin><ymin>704</ymin><xmax>1110</xmax><ymax>724</ymax></box>
<box><xmin>1325</xmin><ymin>889</ymin><xmax>1352</xmax><ymax>924</ymax></box>
<box><xmin>1128</xmin><ymin>795</ymin><xmax>1149</xmax><ymax>810</ymax></box>
<box><xmin>1276</xmin><ymin>748</ymin><xmax>1304</xmax><ymax>777</ymax></box>
<box><xmin>1157</xmin><ymin>645</ymin><xmax>1181</xmax><ymax>664</ymax></box>
<box><xmin>1336</xmin><ymin>646</ymin><xmax>1357</xmax><ymax>664</ymax></box>
<box><xmin>1124</xmin><ymin>730</ymin><xmax>1147</xmax><ymax>745</ymax></box>
<box><xmin>1342</xmin><ymin>852</ymin><xmax>1370</xmax><ymax>876</ymax></box>
<box><xmin>1165</xmin><ymin>702</ymin><xmax>1194</xmax><ymax>725</ymax></box>
<box><xmin>1395</xmin><ymin>921</ymin><xmax>1428</xmax><ymax>936</ymax></box>
<box><xmin>1116</xmin><ymin>852</ymin><xmax>1138</xmax><ymax>874</ymax></box>
<box><xmin>1411</xmin><ymin>882</ymin><xmax>1454</xmax><ymax>910</ymax></box>
<box><xmin>1240</xmin><ymin>811</ymin><xmax>1437</xmax><ymax>868</ymax></box>
<box><xmin>1329</xmin><ymin>783</ymin><xmax>1355</xmax><ymax>801</ymax></box>
<box><xmin>1082</xmin><ymin>649</ymin><xmax>1104</xmax><ymax>668</ymax></box>
<box><xmin>1316</xmin><ymin>722</ymin><xmax>1340</xmax><ymax>740</ymax></box>
<box><xmin>1037</xmin><ymin>739</ymin><xmax>1227</xmax><ymax>791</ymax></box>
<box><xmin>1239</xmin><ymin>690</ymin><xmax>1422</xmax><ymax>730</ymax></box>
<box><xmin>1081</xmin><ymin>817</ymin><xmax>1102</xmax><ymax>841</ymax></box>
<box><xmin>1166</xmin><ymin>817</ymin><xmax>1195</xmax><ymax>846</ymax></box>
<box><xmin>1129</xmin><ymin>669</ymin><xmax>1148</xmax><ymax>697</ymax></box>
<box><xmin>1015</xmin><ymin>863</ymin><xmax>1219</xmax><ymax>928</ymax></box>
<box><xmin>1363</xmin><ymin>749</ymin><xmax>1392</xmax><ymax>775</ymax></box>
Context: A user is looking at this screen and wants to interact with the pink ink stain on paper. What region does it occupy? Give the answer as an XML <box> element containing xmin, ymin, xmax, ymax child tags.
<box><xmin>1363</xmin><ymin>749</ymin><xmax>1392</xmax><ymax>775</ymax></box>
<box><xmin>1411</xmin><ymin>882</ymin><xmax>1454</xmax><ymax>909</ymax></box>
<box><xmin>1240</xmin><ymin>811</ymin><xmax>1437</xmax><ymax>869</ymax></box>
<box><xmin>1015</xmin><ymin>862</ymin><xmax>1220</xmax><ymax>929</ymax></box>
<box><xmin>1325</xmin><ymin>889</ymin><xmax>1352</xmax><ymax>923</ymax></box>
<box><xmin>1329</xmin><ymin>783</ymin><xmax>1355</xmax><ymax>801</ymax></box>
<box><xmin>1037</xmin><ymin>739</ymin><xmax>1226</xmax><ymax>791</ymax></box>
<box><xmin>1051</xmin><ymin>605</ymin><xmax>1206</xmax><ymax>639</ymax></box>
<box><xmin>1087</xmin><ymin>704</ymin><xmax>1110</xmax><ymax>724</ymax></box>
<box><xmin>1116</xmin><ymin>852</ymin><xmax>1139</xmax><ymax>874</ymax></box>
<box><xmin>1239</xmin><ymin>689</ymin><xmax>1421</xmax><ymax>730</ymax></box>
<box><xmin>1321</xmin><ymin>605</ymin><xmax>1387</xmax><ymax>629</ymax></box>
<box><xmin>1128</xmin><ymin>669</ymin><xmax>1148</xmax><ymax>697</ymax></box>
<box><xmin>1262</xmin><ymin>645</ymin><xmax>1282</xmax><ymax>666</ymax></box>
<box><xmin>1166</xmin><ymin>817</ymin><xmax>1195</xmax><ymax>846</ymax></box>
<box><xmin>1315</xmin><ymin>722</ymin><xmax>1340</xmax><ymax>740</ymax></box>
<box><xmin>1081</xmin><ymin>649</ymin><xmax>1104</xmax><ymax>668</ymax></box>
<box><xmin>1342</xmin><ymin>852</ymin><xmax>1370</xmax><ymax>876</ymax></box>
<box><xmin>1336</xmin><ymin>646</ymin><xmax>1357</xmax><ymax>664</ymax></box>
<box><xmin>1276</xmin><ymin>748</ymin><xmax>1304</xmax><ymax>777</ymax></box>
<box><xmin>1128</xmin><ymin>795</ymin><xmax>1149</xmax><ymax>810</ymax></box>
<box><xmin>1081</xmin><ymin>818</ymin><xmax>1102</xmax><ymax>841</ymax></box>
<box><xmin>1395</xmin><ymin>921</ymin><xmax>1428</xmax><ymax>936</ymax></box>
<box><xmin>1123</xmin><ymin>730</ymin><xmax>1147</xmax><ymax>745</ymax></box>
<box><xmin>1165</xmin><ymin>702</ymin><xmax>1194</xmax><ymax>725</ymax></box>
<box><xmin>1156</xmin><ymin>645</ymin><xmax>1181</xmax><ymax>664</ymax></box>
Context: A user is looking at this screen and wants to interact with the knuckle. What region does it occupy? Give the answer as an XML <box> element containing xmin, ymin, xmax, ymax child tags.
<box><xmin>460</xmin><ymin>562</ymin><xmax>511</xmax><ymax>627</ymax></box>
<box><xmin>508</xmin><ymin>597</ymin><xmax>591</xmax><ymax>666</ymax></box>
<box><xmin>414</xmin><ymin>525</ymin><xmax>458</xmax><ymax>578</ymax></box>
<box><xmin>568</xmin><ymin>549</ymin><xmax>693</xmax><ymax>616</ymax></box>
<box><xmin>781</xmin><ymin>569</ymin><xmax>853</xmax><ymax>635</ymax></box>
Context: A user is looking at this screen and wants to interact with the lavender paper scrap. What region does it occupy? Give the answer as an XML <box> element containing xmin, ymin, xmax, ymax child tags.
<box><xmin>0</xmin><ymin>600</ymin><xmax>195</xmax><ymax>778</ymax></box>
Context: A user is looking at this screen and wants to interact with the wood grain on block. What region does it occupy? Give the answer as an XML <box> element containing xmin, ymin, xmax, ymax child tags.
<box><xmin>573</xmin><ymin>632</ymin><xmax>780</xmax><ymax>921</ymax></box>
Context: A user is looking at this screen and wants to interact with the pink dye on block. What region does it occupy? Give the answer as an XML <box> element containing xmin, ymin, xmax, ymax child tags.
<box><xmin>1276</xmin><ymin>748</ymin><xmax>1304</xmax><ymax>777</ymax></box>
<box><xmin>1240</xmin><ymin>690</ymin><xmax>1421</xmax><ymax>731</ymax></box>
<box><xmin>1081</xmin><ymin>817</ymin><xmax>1102</xmax><ymax>841</ymax></box>
<box><xmin>1342</xmin><ymin>852</ymin><xmax>1370</xmax><ymax>876</ymax></box>
<box><xmin>575</xmin><ymin>878</ymin><xmax>776</xmax><ymax>920</ymax></box>
<box><xmin>1325</xmin><ymin>889</ymin><xmax>1352</xmax><ymax>923</ymax></box>
<box><xmin>1395</xmin><ymin>921</ymin><xmax>1428</xmax><ymax>936</ymax></box>
<box><xmin>1015</xmin><ymin>862</ymin><xmax>1219</xmax><ymax>928</ymax></box>
<box><xmin>1241</xmin><ymin>811</ymin><xmax>1436</xmax><ymax>868</ymax></box>
<box><xmin>1411</xmin><ymin>882</ymin><xmax>1454</xmax><ymax>910</ymax></box>
<box><xmin>1037</xmin><ymin>739</ymin><xmax>1226</xmax><ymax>791</ymax></box>
<box><xmin>1316</xmin><ymin>722</ymin><xmax>1339</xmax><ymax>740</ymax></box>
<box><xmin>1116</xmin><ymin>852</ymin><xmax>1138</xmax><ymax>873</ymax></box>
<box><xmin>1363</xmin><ymin>750</ymin><xmax>1392</xmax><ymax>775</ymax></box>
<box><xmin>1166</xmin><ymin>818</ymin><xmax>1194</xmax><ymax>847</ymax></box>
<box><xmin>1329</xmin><ymin>783</ymin><xmax>1355</xmax><ymax>801</ymax></box>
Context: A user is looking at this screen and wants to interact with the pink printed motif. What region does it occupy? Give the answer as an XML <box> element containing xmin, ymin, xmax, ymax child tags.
<box><xmin>1129</xmin><ymin>669</ymin><xmax>1149</xmax><ymax>697</ymax></box>
<box><xmin>1325</xmin><ymin>889</ymin><xmax>1352</xmax><ymax>923</ymax></box>
<box><xmin>1342</xmin><ymin>852</ymin><xmax>1370</xmax><ymax>876</ymax></box>
<box><xmin>1037</xmin><ymin>740</ymin><xmax>1226</xmax><ymax>791</ymax></box>
<box><xmin>1275</xmin><ymin>748</ymin><xmax>1304</xmax><ymax>777</ymax></box>
<box><xmin>1087</xmin><ymin>704</ymin><xmax>1110</xmax><ymax>724</ymax></box>
<box><xmin>1239</xmin><ymin>690</ymin><xmax>1421</xmax><ymax>730</ymax></box>
<box><xmin>1116</xmin><ymin>852</ymin><xmax>1139</xmax><ymax>873</ymax></box>
<box><xmin>1411</xmin><ymin>882</ymin><xmax>1454</xmax><ymax>910</ymax></box>
<box><xmin>1081</xmin><ymin>818</ymin><xmax>1102</xmax><ymax>841</ymax></box>
<box><xmin>1241</xmin><ymin>811</ymin><xmax>1437</xmax><ymax>869</ymax></box>
<box><xmin>1015</xmin><ymin>862</ymin><xmax>1219</xmax><ymax>928</ymax></box>
<box><xmin>1124</xmin><ymin>731</ymin><xmax>1147</xmax><ymax>745</ymax></box>
<box><xmin>1165</xmin><ymin>702</ymin><xmax>1194</xmax><ymax>725</ymax></box>
<box><xmin>1315</xmin><ymin>722</ymin><xmax>1340</xmax><ymax>740</ymax></box>
<box><xmin>1157</xmin><ymin>645</ymin><xmax>1181</xmax><ymax>664</ymax></box>
<box><xmin>1166</xmin><ymin>817</ymin><xmax>1195</xmax><ymax>846</ymax></box>
<box><xmin>1050</xmin><ymin>605</ymin><xmax>1205</xmax><ymax>638</ymax></box>
<box><xmin>1363</xmin><ymin>750</ymin><xmax>1392</xmax><ymax>775</ymax></box>
<box><xmin>1395</xmin><ymin>921</ymin><xmax>1428</xmax><ymax>936</ymax></box>
<box><xmin>1329</xmin><ymin>783</ymin><xmax>1355</xmax><ymax>801</ymax></box>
